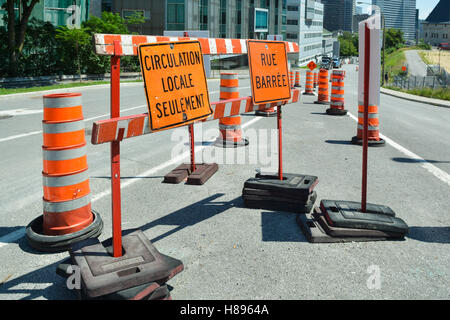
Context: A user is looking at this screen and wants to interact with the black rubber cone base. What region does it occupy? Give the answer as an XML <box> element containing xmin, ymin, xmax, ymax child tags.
<box><xmin>302</xmin><ymin>92</ymin><xmax>315</xmax><ymax>95</ymax></box>
<box><xmin>25</xmin><ymin>210</ymin><xmax>103</xmax><ymax>253</ymax></box>
<box><xmin>187</xmin><ymin>163</ymin><xmax>218</xmax><ymax>185</ymax></box>
<box><xmin>326</xmin><ymin>108</ymin><xmax>348</xmax><ymax>116</ymax></box>
<box><xmin>68</xmin><ymin>229</ymin><xmax>184</xmax><ymax>298</ymax></box>
<box><xmin>214</xmin><ymin>137</ymin><xmax>249</xmax><ymax>148</ymax></box>
<box><xmin>314</xmin><ymin>100</ymin><xmax>330</xmax><ymax>105</ymax></box>
<box><xmin>297</xmin><ymin>201</ymin><xmax>409</xmax><ymax>243</ymax></box>
<box><xmin>255</xmin><ymin>110</ymin><xmax>277</xmax><ymax>117</ymax></box>
<box><xmin>351</xmin><ymin>136</ymin><xmax>386</xmax><ymax>147</ymax></box>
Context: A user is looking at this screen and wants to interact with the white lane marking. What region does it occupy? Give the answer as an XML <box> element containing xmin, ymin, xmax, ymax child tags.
<box><xmin>347</xmin><ymin>112</ymin><xmax>450</xmax><ymax>187</ymax></box>
<box><xmin>0</xmin><ymin>109</ymin><xmax>43</xmax><ymax>116</ymax></box>
<box><xmin>0</xmin><ymin>117</ymin><xmax>262</xmax><ymax>248</ymax></box>
<box><xmin>0</xmin><ymin>88</ymin><xmax>251</xmax><ymax>143</ymax></box>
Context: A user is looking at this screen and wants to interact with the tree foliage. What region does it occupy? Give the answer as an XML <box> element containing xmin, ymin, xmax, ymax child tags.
<box><xmin>0</xmin><ymin>11</ymin><xmax>144</xmax><ymax>77</ymax></box>
<box><xmin>338</xmin><ymin>32</ymin><xmax>359</xmax><ymax>57</ymax></box>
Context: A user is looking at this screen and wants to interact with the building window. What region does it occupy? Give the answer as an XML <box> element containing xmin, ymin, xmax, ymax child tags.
<box><xmin>287</xmin><ymin>20</ymin><xmax>298</xmax><ymax>25</ymax></box>
<box><xmin>286</xmin><ymin>33</ymin><xmax>298</xmax><ymax>40</ymax></box>
<box><xmin>122</xmin><ymin>10</ymin><xmax>150</xmax><ymax>20</ymax></box>
<box><xmin>287</xmin><ymin>6</ymin><xmax>298</xmax><ymax>11</ymax></box>
<box><xmin>167</xmin><ymin>0</ymin><xmax>185</xmax><ymax>30</ymax></box>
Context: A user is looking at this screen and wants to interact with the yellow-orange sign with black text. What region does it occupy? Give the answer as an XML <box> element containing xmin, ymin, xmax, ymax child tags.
<box><xmin>138</xmin><ymin>41</ymin><xmax>212</xmax><ymax>132</ymax></box>
<box><xmin>247</xmin><ymin>40</ymin><xmax>291</xmax><ymax>105</ymax></box>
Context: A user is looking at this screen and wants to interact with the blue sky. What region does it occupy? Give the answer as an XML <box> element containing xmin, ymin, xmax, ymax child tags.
<box><xmin>356</xmin><ymin>0</ymin><xmax>440</xmax><ymax>20</ymax></box>
<box><xmin>416</xmin><ymin>0</ymin><xmax>440</xmax><ymax>19</ymax></box>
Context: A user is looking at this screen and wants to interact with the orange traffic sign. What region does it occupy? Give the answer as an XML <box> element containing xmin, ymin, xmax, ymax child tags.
<box><xmin>308</xmin><ymin>61</ymin><xmax>317</xmax><ymax>71</ymax></box>
<box><xmin>247</xmin><ymin>40</ymin><xmax>291</xmax><ymax>105</ymax></box>
<box><xmin>138</xmin><ymin>40</ymin><xmax>212</xmax><ymax>132</ymax></box>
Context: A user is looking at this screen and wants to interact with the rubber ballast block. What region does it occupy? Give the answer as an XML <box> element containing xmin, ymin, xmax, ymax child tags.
<box><xmin>244</xmin><ymin>191</ymin><xmax>316</xmax><ymax>213</ymax></box>
<box><xmin>163</xmin><ymin>164</ymin><xmax>191</xmax><ymax>184</ymax></box>
<box><xmin>186</xmin><ymin>163</ymin><xmax>218</xmax><ymax>185</ymax></box>
<box><xmin>320</xmin><ymin>200</ymin><xmax>408</xmax><ymax>235</ymax></box>
<box><xmin>69</xmin><ymin>229</ymin><xmax>183</xmax><ymax>298</ymax></box>
<box><xmin>245</xmin><ymin>173</ymin><xmax>319</xmax><ymax>199</ymax></box>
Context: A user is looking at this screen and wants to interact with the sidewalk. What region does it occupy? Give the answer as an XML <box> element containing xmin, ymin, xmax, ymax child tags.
<box><xmin>380</xmin><ymin>87</ymin><xmax>450</xmax><ymax>108</ymax></box>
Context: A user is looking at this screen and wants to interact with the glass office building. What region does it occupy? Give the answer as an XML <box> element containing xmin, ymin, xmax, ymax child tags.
<box><xmin>372</xmin><ymin>0</ymin><xmax>417</xmax><ymax>42</ymax></box>
<box><xmin>286</xmin><ymin>0</ymin><xmax>324</xmax><ymax>66</ymax></box>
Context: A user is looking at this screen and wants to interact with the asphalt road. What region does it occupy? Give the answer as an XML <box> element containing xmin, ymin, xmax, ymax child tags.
<box><xmin>0</xmin><ymin>64</ymin><xmax>449</xmax><ymax>300</ymax></box>
<box><xmin>405</xmin><ymin>50</ymin><xmax>428</xmax><ymax>77</ymax></box>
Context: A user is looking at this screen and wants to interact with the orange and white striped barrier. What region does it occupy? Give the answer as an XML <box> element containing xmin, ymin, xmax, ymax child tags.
<box><xmin>26</xmin><ymin>93</ymin><xmax>103</xmax><ymax>252</ymax></box>
<box><xmin>303</xmin><ymin>71</ymin><xmax>315</xmax><ymax>95</ymax></box>
<box><xmin>215</xmin><ymin>73</ymin><xmax>248</xmax><ymax>147</ymax></box>
<box><xmin>326</xmin><ymin>70</ymin><xmax>347</xmax><ymax>115</ymax></box>
<box><xmin>314</xmin><ymin>69</ymin><xmax>330</xmax><ymax>104</ymax></box>
<box><xmin>90</xmin><ymin>89</ymin><xmax>301</xmax><ymax>145</ymax></box>
<box><xmin>93</xmin><ymin>34</ymin><xmax>300</xmax><ymax>56</ymax></box>
<box><xmin>351</xmin><ymin>103</ymin><xmax>385</xmax><ymax>146</ymax></box>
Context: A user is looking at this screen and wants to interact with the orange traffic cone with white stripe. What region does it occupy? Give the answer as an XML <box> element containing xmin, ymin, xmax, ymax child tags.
<box><xmin>214</xmin><ymin>73</ymin><xmax>249</xmax><ymax>147</ymax></box>
<box><xmin>294</xmin><ymin>71</ymin><xmax>301</xmax><ymax>87</ymax></box>
<box><xmin>313</xmin><ymin>71</ymin><xmax>318</xmax><ymax>89</ymax></box>
<box><xmin>314</xmin><ymin>68</ymin><xmax>330</xmax><ymax>104</ymax></box>
<box><xmin>326</xmin><ymin>69</ymin><xmax>347</xmax><ymax>115</ymax></box>
<box><xmin>26</xmin><ymin>93</ymin><xmax>103</xmax><ymax>252</ymax></box>
<box><xmin>351</xmin><ymin>102</ymin><xmax>386</xmax><ymax>147</ymax></box>
<box><xmin>303</xmin><ymin>70</ymin><xmax>315</xmax><ymax>95</ymax></box>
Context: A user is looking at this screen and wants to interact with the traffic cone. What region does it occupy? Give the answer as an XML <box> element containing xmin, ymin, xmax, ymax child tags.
<box><xmin>294</xmin><ymin>71</ymin><xmax>301</xmax><ymax>87</ymax></box>
<box><xmin>313</xmin><ymin>71</ymin><xmax>318</xmax><ymax>89</ymax></box>
<box><xmin>326</xmin><ymin>69</ymin><xmax>348</xmax><ymax>115</ymax></box>
<box><xmin>314</xmin><ymin>68</ymin><xmax>330</xmax><ymax>104</ymax></box>
<box><xmin>214</xmin><ymin>73</ymin><xmax>249</xmax><ymax>147</ymax></box>
<box><xmin>351</xmin><ymin>103</ymin><xmax>386</xmax><ymax>147</ymax></box>
<box><xmin>303</xmin><ymin>70</ymin><xmax>315</xmax><ymax>95</ymax></box>
<box><xmin>26</xmin><ymin>93</ymin><xmax>103</xmax><ymax>252</ymax></box>
<box><xmin>289</xmin><ymin>71</ymin><xmax>295</xmax><ymax>88</ymax></box>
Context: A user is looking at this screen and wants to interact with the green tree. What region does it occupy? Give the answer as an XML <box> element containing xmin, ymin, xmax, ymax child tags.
<box><xmin>385</xmin><ymin>28</ymin><xmax>404</xmax><ymax>53</ymax></box>
<box><xmin>125</xmin><ymin>11</ymin><xmax>146</xmax><ymax>34</ymax></box>
<box><xmin>338</xmin><ymin>32</ymin><xmax>359</xmax><ymax>57</ymax></box>
<box><xmin>3</xmin><ymin>0</ymin><xmax>41</xmax><ymax>76</ymax></box>
<box><xmin>56</xmin><ymin>27</ymin><xmax>91</xmax><ymax>80</ymax></box>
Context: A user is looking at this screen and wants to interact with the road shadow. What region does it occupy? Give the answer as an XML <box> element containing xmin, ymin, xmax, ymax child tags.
<box><xmin>325</xmin><ymin>139</ymin><xmax>353</xmax><ymax>145</ymax></box>
<box><xmin>310</xmin><ymin>112</ymin><xmax>328</xmax><ymax>115</ymax></box>
<box><xmin>183</xmin><ymin>141</ymin><xmax>215</xmax><ymax>146</ymax></box>
<box><xmin>406</xmin><ymin>226</ymin><xmax>450</xmax><ymax>244</ymax></box>
<box><xmin>139</xmin><ymin>193</ymin><xmax>239</xmax><ymax>243</ymax></box>
<box><xmin>0</xmin><ymin>259</ymin><xmax>77</xmax><ymax>300</ymax></box>
<box><xmin>392</xmin><ymin>157</ymin><xmax>450</xmax><ymax>164</ymax></box>
<box><xmin>261</xmin><ymin>211</ymin><xmax>307</xmax><ymax>242</ymax></box>
<box><xmin>0</xmin><ymin>226</ymin><xmax>24</xmax><ymax>240</ymax></box>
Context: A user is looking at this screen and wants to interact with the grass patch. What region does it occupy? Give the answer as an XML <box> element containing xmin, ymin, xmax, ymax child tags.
<box><xmin>384</xmin><ymin>85</ymin><xmax>450</xmax><ymax>101</ymax></box>
<box><xmin>0</xmin><ymin>80</ymin><xmax>143</xmax><ymax>96</ymax></box>
<box><xmin>384</xmin><ymin>48</ymin><xmax>407</xmax><ymax>79</ymax></box>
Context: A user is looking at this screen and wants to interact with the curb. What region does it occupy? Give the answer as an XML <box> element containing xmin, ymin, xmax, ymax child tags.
<box><xmin>0</xmin><ymin>82</ymin><xmax>144</xmax><ymax>100</ymax></box>
<box><xmin>380</xmin><ymin>88</ymin><xmax>450</xmax><ymax>108</ymax></box>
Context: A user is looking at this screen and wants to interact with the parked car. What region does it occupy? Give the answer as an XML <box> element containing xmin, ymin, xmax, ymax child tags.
<box><xmin>438</xmin><ymin>43</ymin><xmax>450</xmax><ymax>50</ymax></box>
<box><xmin>321</xmin><ymin>56</ymin><xmax>331</xmax><ymax>69</ymax></box>
<box><xmin>332</xmin><ymin>58</ymin><xmax>341</xmax><ymax>68</ymax></box>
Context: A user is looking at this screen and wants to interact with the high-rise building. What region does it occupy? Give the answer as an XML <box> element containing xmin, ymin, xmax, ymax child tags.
<box><xmin>286</xmin><ymin>0</ymin><xmax>324</xmax><ymax>65</ymax></box>
<box><xmin>102</xmin><ymin>0</ymin><xmax>288</xmax><ymax>40</ymax></box>
<box><xmin>372</xmin><ymin>0</ymin><xmax>417</xmax><ymax>43</ymax></box>
<box><xmin>321</xmin><ymin>0</ymin><xmax>355</xmax><ymax>33</ymax></box>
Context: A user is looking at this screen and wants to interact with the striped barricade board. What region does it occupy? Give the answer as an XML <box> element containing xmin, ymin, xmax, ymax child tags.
<box><xmin>93</xmin><ymin>34</ymin><xmax>300</xmax><ymax>56</ymax></box>
<box><xmin>91</xmin><ymin>89</ymin><xmax>300</xmax><ymax>145</ymax></box>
